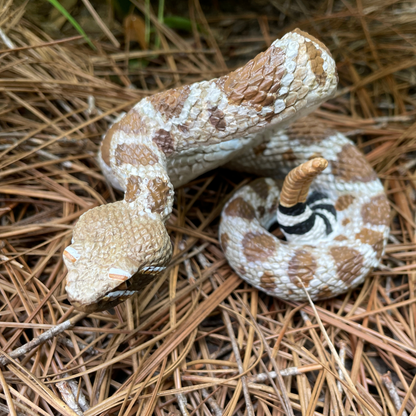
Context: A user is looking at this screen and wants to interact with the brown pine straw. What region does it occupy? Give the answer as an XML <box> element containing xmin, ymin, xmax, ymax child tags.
<box><xmin>1</xmin><ymin>0</ymin><xmax>416</xmax><ymax>414</ymax></box>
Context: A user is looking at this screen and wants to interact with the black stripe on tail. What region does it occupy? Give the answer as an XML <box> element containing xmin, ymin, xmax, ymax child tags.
<box><xmin>278</xmin><ymin>214</ymin><xmax>316</xmax><ymax>235</ymax></box>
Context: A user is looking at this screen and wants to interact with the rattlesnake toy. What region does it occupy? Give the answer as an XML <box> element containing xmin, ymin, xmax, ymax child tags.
<box><xmin>63</xmin><ymin>29</ymin><xmax>390</xmax><ymax>313</ymax></box>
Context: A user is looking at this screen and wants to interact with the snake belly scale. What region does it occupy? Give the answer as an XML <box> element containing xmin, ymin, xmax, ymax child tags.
<box><xmin>62</xmin><ymin>29</ymin><xmax>390</xmax><ymax>312</ymax></box>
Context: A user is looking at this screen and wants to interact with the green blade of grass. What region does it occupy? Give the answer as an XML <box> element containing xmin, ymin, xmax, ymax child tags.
<box><xmin>47</xmin><ymin>0</ymin><xmax>96</xmax><ymax>50</ymax></box>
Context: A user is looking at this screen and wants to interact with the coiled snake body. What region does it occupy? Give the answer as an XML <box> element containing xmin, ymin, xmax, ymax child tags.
<box><xmin>63</xmin><ymin>29</ymin><xmax>390</xmax><ymax>312</ymax></box>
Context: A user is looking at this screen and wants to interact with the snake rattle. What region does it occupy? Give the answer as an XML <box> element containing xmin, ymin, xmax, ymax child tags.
<box><xmin>63</xmin><ymin>29</ymin><xmax>390</xmax><ymax>312</ymax></box>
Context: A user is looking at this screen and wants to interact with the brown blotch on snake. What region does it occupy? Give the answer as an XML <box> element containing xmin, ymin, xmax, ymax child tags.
<box><xmin>316</xmin><ymin>285</ymin><xmax>334</xmax><ymax>299</ymax></box>
<box><xmin>334</xmin><ymin>235</ymin><xmax>348</xmax><ymax>241</ymax></box>
<box><xmin>305</xmin><ymin>39</ymin><xmax>327</xmax><ymax>87</ymax></box>
<box><xmin>286</xmin><ymin>116</ymin><xmax>332</xmax><ymax>145</ymax></box>
<box><xmin>331</xmin><ymin>144</ymin><xmax>378</xmax><ymax>183</ymax></box>
<box><xmin>250</xmin><ymin>178</ymin><xmax>270</xmax><ymax>200</ymax></box>
<box><xmin>257</xmin><ymin>206</ymin><xmax>266</xmax><ymax>217</ymax></box>
<box><xmin>115</xmin><ymin>143</ymin><xmax>159</xmax><ymax>167</ymax></box>
<box><xmin>282</xmin><ymin>149</ymin><xmax>297</xmax><ymax>162</ymax></box>
<box><xmin>224</xmin><ymin>197</ymin><xmax>256</xmax><ymax>220</ymax></box>
<box><xmin>147</xmin><ymin>178</ymin><xmax>170</xmax><ymax>214</ymax></box>
<box><xmin>356</xmin><ymin>228</ymin><xmax>385</xmax><ymax>257</ymax></box>
<box><xmin>330</xmin><ymin>247</ymin><xmax>364</xmax><ymax>285</ymax></box>
<box><xmin>217</xmin><ymin>45</ymin><xmax>286</xmax><ymax>108</ymax></box>
<box><xmin>260</xmin><ymin>271</ymin><xmax>276</xmax><ymax>290</ymax></box>
<box><xmin>293</xmin><ymin>28</ymin><xmax>333</xmax><ymax>56</ymax></box>
<box><xmin>208</xmin><ymin>107</ymin><xmax>226</xmax><ymax>131</ymax></box>
<box><xmin>152</xmin><ymin>129</ymin><xmax>175</xmax><ymax>156</ymax></box>
<box><xmin>268</xmin><ymin>196</ymin><xmax>279</xmax><ymax>214</ymax></box>
<box><xmin>220</xmin><ymin>232</ymin><xmax>230</xmax><ymax>253</ymax></box>
<box><xmin>288</xmin><ymin>249</ymin><xmax>317</xmax><ymax>288</ymax></box>
<box><xmin>335</xmin><ymin>195</ymin><xmax>355</xmax><ymax>211</ymax></box>
<box><xmin>253</xmin><ymin>141</ymin><xmax>268</xmax><ymax>156</ymax></box>
<box><xmin>242</xmin><ymin>232</ymin><xmax>276</xmax><ymax>262</ymax></box>
<box><xmin>101</xmin><ymin>110</ymin><xmax>147</xmax><ymax>166</ymax></box>
<box><xmin>148</xmin><ymin>84</ymin><xmax>191</xmax><ymax>120</ymax></box>
<box><xmin>119</xmin><ymin>110</ymin><xmax>147</xmax><ymax>135</ymax></box>
<box><xmin>361</xmin><ymin>195</ymin><xmax>391</xmax><ymax>226</ymax></box>
<box><xmin>125</xmin><ymin>176</ymin><xmax>143</xmax><ymax>203</ymax></box>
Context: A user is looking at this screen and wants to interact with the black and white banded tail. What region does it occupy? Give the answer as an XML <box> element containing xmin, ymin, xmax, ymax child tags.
<box><xmin>277</xmin><ymin>191</ymin><xmax>337</xmax><ymax>241</ymax></box>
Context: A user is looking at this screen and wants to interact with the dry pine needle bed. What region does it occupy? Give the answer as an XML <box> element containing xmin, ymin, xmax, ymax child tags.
<box><xmin>0</xmin><ymin>0</ymin><xmax>416</xmax><ymax>415</ymax></box>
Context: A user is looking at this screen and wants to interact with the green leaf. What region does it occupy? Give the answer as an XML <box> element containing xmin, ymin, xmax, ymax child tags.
<box><xmin>163</xmin><ymin>16</ymin><xmax>197</xmax><ymax>32</ymax></box>
<box><xmin>47</xmin><ymin>0</ymin><xmax>96</xmax><ymax>50</ymax></box>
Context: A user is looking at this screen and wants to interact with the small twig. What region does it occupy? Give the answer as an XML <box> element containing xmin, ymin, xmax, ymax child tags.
<box><xmin>382</xmin><ymin>372</ymin><xmax>408</xmax><ymax>416</ymax></box>
<box><xmin>337</xmin><ymin>340</ymin><xmax>347</xmax><ymax>394</ymax></box>
<box><xmin>248</xmin><ymin>364</ymin><xmax>323</xmax><ymax>382</ymax></box>
<box><xmin>201</xmin><ymin>388</ymin><xmax>223</xmax><ymax>416</ymax></box>
<box><xmin>176</xmin><ymin>393</ymin><xmax>190</xmax><ymax>416</ymax></box>
<box><xmin>67</xmin><ymin>377</ymin><xmax>89</xmax><ymax>412</ymax></box>
<box><xmin>56</xmin><ymin>379</ymin><xmax>84</xmax><ymax>416</ymax></box>
<box><xmin>0</xmin><ymin>312</ymin><xmax>88</xmax><ymax>366</ymax></box>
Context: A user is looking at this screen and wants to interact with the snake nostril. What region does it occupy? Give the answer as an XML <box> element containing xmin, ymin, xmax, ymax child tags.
<box><xmin>63</xmin><ymin>246</ymin><xmax>80</xmax><ymax>263</ymax></box>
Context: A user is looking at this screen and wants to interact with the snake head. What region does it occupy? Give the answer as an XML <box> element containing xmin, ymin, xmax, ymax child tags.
<box><xmin>63</xmin><ymin>201</ymin><xmax>172</xmax><ymax>313</ymax></box>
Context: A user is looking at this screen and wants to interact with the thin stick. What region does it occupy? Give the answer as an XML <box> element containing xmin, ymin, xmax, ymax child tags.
<box><xmin>0</xmin><ymin>313</ymin><xmax>88</xmax><ymax>366</ymax></box>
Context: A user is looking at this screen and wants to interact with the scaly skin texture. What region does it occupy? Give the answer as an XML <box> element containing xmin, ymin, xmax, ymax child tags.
<box><xmin>64</xmin><ymin>29</ymin><xmax>345</xmax><ymax>312</ymax></box>
<box><xmin>221</xmin><ymin>118</ymin><xmax>390</xmax><ymax>301</ymax></box>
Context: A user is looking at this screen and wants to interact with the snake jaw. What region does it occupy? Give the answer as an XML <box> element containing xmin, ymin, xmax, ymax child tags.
<box><xmin>64</xmin><ymin>238</ymin><xmax>143</xmax><ymax>312</ymax></box>
<box><xmin>64</xmin><ymin>256</ymin><xmax>139</xmax><ymax>313</ymax></box>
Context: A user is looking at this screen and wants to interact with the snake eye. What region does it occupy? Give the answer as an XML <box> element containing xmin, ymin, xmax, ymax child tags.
<box><xmin>63</xmin><ymin>247</ymin><xmax>80</xmax><ymax>263</ymax></box>
<box><xmin>108</xmin><ymin>268</ymin><xmax>132</xmax><ymax>281</ymax></box>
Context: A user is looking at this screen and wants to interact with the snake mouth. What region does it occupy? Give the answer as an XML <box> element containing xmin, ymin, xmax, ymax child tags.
<box><xmin>68</xmin><ymin>280</ymin><xmax>137</xmax><ymax>312</ymax></box>
<box><xmin>68</xmin><ymin>290</ymin><xmax>137</xmax><ymax>313</ymax></box>
<box><xmin>66</xmin><ymin>266</ymin><xmax>166</xmax><ymax>312</ymax></box>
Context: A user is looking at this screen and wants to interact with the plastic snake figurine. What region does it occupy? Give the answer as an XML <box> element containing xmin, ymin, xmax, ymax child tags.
<box><xmin>63</xmin><ymin>29</ymin><xmax>390</xmax><ymax>312</ymax></box>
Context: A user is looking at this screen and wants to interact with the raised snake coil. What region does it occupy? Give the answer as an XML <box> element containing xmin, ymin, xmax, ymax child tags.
<box><xmin>63</xmin><ymin>29</ymin><xmax>390</xmax><ymax>313</ymax></box>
